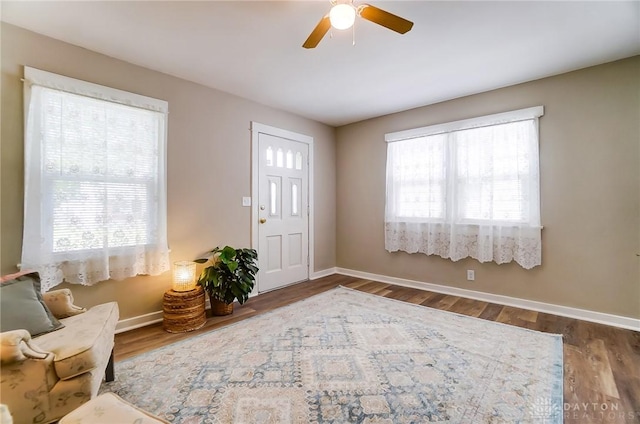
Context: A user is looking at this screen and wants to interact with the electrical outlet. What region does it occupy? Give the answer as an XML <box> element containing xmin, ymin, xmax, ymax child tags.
<box><xmin>466</xmin><ymin>270</ymin><xmax>475</xmax><ymax>281</ymax></box>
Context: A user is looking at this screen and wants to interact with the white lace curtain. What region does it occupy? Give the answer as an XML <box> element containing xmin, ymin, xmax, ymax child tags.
<box><xmin>385</xmin><ymin>107</ymin><xmax>543</xmax><ymax>269</ymax></box>
<box><xmin>21</xmin><ymin>67</ymin><xmax>170</xmax><ymax>291</ymax></box>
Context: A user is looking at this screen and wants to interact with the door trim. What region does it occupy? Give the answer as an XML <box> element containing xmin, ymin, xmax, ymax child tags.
<box><xmin>250</xmin><ymin>122</ymin><xmax>314</xmax><ymax>293</ymax></box>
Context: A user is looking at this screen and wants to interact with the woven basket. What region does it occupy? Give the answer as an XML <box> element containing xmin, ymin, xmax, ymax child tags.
<box><xmin>162</xmin><ymin>286</ymin><xmax>206</xmax><ymax>333</ymax></box>
<box><xmin>210</xmin><ymin>297</ymin><xmax>234</xmax><ymax>316</ymax></box>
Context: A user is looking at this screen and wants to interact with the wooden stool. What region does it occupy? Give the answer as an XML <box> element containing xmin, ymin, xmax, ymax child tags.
<box><xmin>162</xmin><ymin>286</ymin><xmax>206</xmax><ymax>333</ymax></box>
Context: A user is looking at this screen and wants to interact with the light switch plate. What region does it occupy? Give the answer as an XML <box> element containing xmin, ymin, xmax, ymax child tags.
<box><xmin>242</xmin><ymin>197</ymin><xmax>251</xmax><ymax>207</ymax></box>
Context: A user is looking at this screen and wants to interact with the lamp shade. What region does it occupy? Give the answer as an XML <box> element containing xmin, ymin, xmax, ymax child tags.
<box><xmin>172</xmin><ymin>261</ymin><xmax>196</xmax><ymax>292</ymax></box>
<box><xmin>329</xmin><ymin>4</ymin><xmax>356</xmax><ymax>30</ymax></box>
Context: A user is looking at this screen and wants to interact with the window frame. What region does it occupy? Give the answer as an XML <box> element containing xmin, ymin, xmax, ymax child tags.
<box><xmin>385</xmin><ymin>106</ymin><xmax>543</xmax><ymax>229</ymax></box>
<box><xmin>23</xmin><ymin>66</ymin><xmax>169</xmax><ymax>260</ymax></box>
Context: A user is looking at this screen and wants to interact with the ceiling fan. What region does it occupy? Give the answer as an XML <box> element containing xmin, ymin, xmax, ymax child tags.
<box><xmin>302</xmin><ymin>0</ymin><xmax>414</xmax><ymax>49</ymax></box>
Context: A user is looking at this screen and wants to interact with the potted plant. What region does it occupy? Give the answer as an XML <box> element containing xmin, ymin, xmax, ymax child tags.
<box><xmin>194</xmin><ymin>246</ymin><xmax>258</xmax><ymax>316</ymax></box>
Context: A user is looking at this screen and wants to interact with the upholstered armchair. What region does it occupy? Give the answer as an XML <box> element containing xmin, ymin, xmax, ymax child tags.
<box><xmin>0</xmin><ymin>273</ymin><xmax>119</xmax><ymax>424</ymax></box>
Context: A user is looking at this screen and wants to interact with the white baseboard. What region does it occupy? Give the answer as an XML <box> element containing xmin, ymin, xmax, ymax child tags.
<box><xmin>310</xmin><ymin>267</ymin><xmax>338</xmax><ymax>280</ymax></box>
<box><xmin>336</xmin><ymin>267</ymin><xmax>640</xmax><ymax>332</ymax></box>
<box><xmin>116</xmin><ymin>311</ymin><xmax>163</xmax><ymax>334</ymax></box>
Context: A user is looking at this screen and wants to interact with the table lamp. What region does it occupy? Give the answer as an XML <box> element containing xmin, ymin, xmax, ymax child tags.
<box><xmin>172</xmin><ymin>261</ymin><xmax>197</xmax><ymax>292</ymax></box>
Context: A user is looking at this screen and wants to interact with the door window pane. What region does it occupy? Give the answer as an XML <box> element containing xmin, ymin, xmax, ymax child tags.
<box><xmin>270</xmin><ymin>181</ymin><xmax>277</xmax><ymax>215</ymax></box>
<box><xmin>295</xmin><ymin>152</ymin><xmax>303</xmax><ymax>170</ymax></box>
<box><xmin>292</xmin><ymin>182</ymin><xmax>298</xmax><ymax>215</ymax></box>
<box><xmin>266</xmin><ymin>146</ymin><xmax>273</xmax><ymax>167</ymax></box>
<box><xmin>286</xmin><ymin>150</ymin><xmax>293</xmax><ymax>169</ymax></box>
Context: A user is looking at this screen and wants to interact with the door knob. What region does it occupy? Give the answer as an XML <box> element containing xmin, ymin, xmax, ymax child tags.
<box><xmin>259</xmin><ymin>218</ymin><xmax>267</xmax><ymax>224</ymax></box>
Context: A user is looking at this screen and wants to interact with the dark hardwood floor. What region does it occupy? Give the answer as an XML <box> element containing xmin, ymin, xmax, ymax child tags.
<box><xmin>114</xmin><ymin>274</ymin><xmax>640</xmax><ymax>423</ymax></box>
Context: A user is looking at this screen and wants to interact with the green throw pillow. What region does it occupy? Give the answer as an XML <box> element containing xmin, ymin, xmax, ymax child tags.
<box><xmin>0</xmin><ymin>272</ymin><xmax>64</xmax><ymax>337</ymax></box>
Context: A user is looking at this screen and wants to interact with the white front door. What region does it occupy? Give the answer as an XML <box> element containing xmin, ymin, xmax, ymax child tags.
<box><xmin>256</xmin><ymin>130</ymin><xmax>310</xmax><ymax>292</ymax></box>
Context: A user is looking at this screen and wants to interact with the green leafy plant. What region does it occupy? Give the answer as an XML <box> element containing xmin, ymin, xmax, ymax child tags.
<box><xmin>194</xmin><ymin>246</ymin><xmax>258</xmax><ymax>305</ymax></box>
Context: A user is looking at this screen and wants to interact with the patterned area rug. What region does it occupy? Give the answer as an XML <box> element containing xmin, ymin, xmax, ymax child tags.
<box><xmin>103</xmin><ymin>287</ymin><xmax>563</xmax><ymax>423</ymax></box>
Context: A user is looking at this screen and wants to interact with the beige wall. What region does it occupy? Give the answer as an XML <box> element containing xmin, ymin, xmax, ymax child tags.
<box><xmin>336</xmin><ymin>56</ymin><xmax>640</xmax><ymax>319</ymax></box>
<box><xmin>0</xmin><ymin>23</ymin><xmax>337</xmax><ymax>319</ymax></box>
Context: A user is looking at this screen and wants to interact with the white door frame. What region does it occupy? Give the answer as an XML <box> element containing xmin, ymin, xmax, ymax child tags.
<box><xmin>250</xmin><ymin>122</ymin><xmax>314</xmax><ymax>292</ymax></box>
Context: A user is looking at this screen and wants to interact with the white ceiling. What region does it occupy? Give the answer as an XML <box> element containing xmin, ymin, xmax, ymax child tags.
<box><xmin>2</xmin><ymin>1</ymin><xmax>639</xmax><ymax>127</ymax></box>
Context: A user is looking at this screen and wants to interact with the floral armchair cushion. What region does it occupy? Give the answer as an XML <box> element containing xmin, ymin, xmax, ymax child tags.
<box><xmin>42</xmin><ymin>288</ymin><xmax>87</xmax><ymax>319</ymax></box>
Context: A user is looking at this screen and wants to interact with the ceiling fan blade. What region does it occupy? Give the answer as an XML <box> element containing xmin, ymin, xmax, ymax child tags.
<box><xmin>358</xmin><ymin>4</ymin><xmax>414</xmax><ymax>34</ymax></box>
<box><xmin>303</xmin><ymin>16</ymin><xmax>331</xmax><ymax>49</ymax></box>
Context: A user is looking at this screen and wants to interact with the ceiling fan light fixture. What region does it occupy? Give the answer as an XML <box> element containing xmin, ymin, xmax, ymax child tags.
<box><xmin>329</xmin><ymin>4</ymin><xmax>356</xmax><ymax>30</ymax></box>
<box><xmin>303</xmin><ymin>1</ymin><xmax>413</xmax><ymax>49</ymax></box>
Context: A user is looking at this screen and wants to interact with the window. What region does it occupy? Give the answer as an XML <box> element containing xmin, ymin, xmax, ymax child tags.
<box><xmin>21</xmin><ymin>67</ymin><xmax>170</xmax><ymax>291</ymax></box>
<box><xmin>385</xmin><ymin>106</ymin><xmax>543</xmax><ymax>269</ymax></box>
